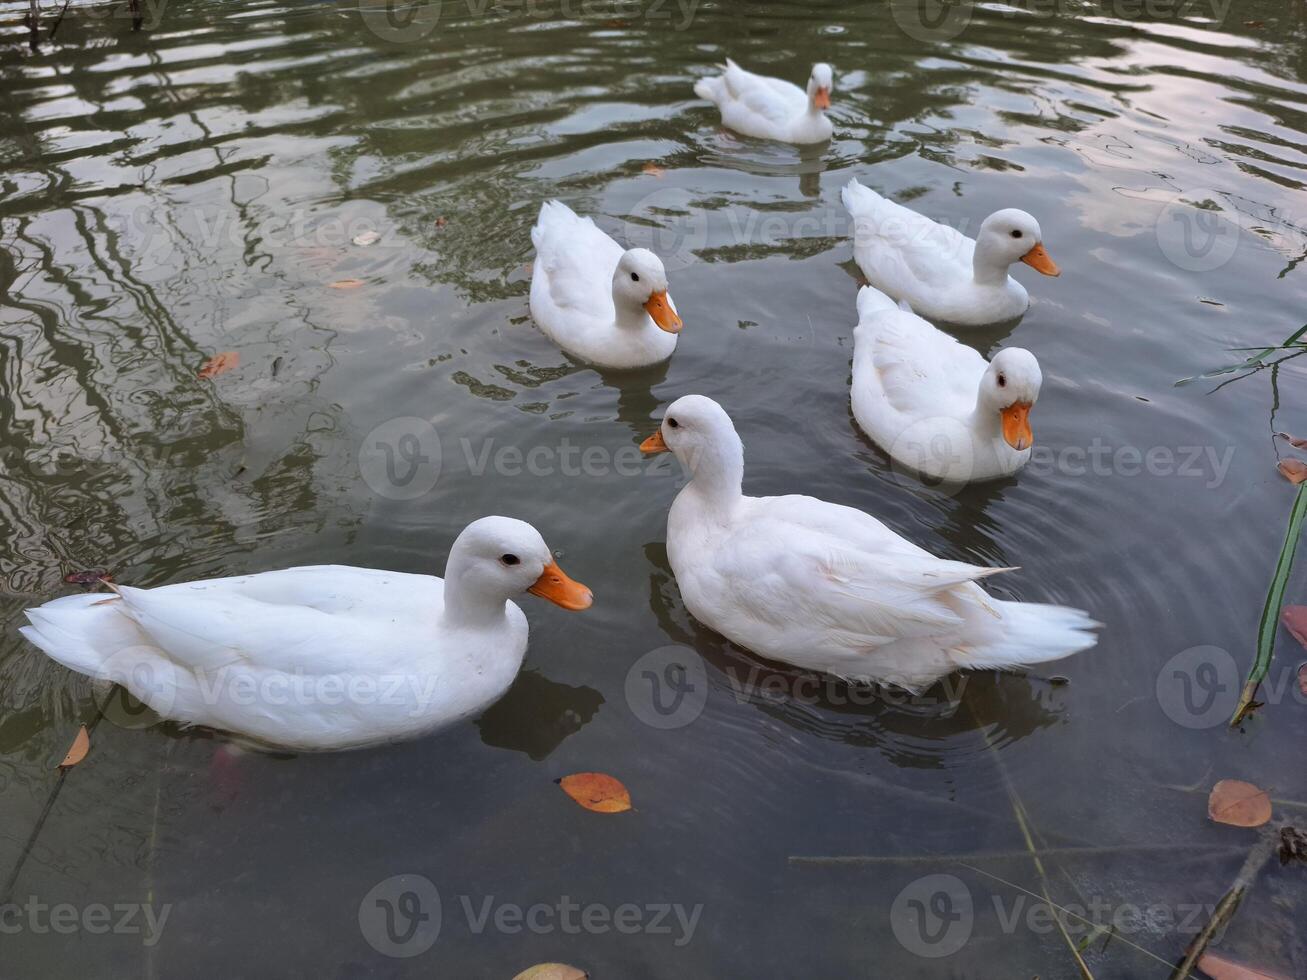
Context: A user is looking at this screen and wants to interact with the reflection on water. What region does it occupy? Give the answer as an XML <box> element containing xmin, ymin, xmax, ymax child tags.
<box><xmin>1</xmin><ymin>0</ymin><xmax>1307</xmax><ymax>975</ymax></box>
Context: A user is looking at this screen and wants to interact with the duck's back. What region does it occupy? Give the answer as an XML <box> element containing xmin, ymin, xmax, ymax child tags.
<box><xmin>530</xmin><ymin>200</ymin><xmax>623</xmax><ymax>338</ymax></box>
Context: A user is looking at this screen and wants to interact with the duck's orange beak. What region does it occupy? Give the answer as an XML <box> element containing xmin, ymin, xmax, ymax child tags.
<box><xmin>1020</xmin><ymin>243</ymin><xmax>1060</xmax><ymax>277</ymax></box>
<box><xmin>643</xmin><ymin>291</ymin><xmax>683</xmax><ymax>333</ymax></box>
<box><xmin>640</xmin><ymin>430</ymin><xmax>669</xmax><ymax>454</ymax></box>
<box><xmin>1001</xmin><ymin>402</ymin><xmax>1034</xmax><ymax>451</ymax></box>
<box><xmin>814</xmin><ymin>86</ymin><xmax>831</xmax><ymax>110</ymax></box>
<box><xmin>528</xmin><ymin>561</ymin><xmax>593</xmax><ymax>611</ymax></box>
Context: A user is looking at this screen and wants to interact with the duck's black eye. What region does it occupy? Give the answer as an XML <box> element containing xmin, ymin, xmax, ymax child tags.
<box><xmin>1010</xmin><ymin>229</ymin><xmax>1023</xmax><ymax>239</ymax></box>
<box><xmin>501</xmin><ymin>554</ymin><xmax>520</xmax><ymax>566</ymax></box>
<box><xmin>997</xmin><ymin>374</ymin><xmax>1007</xmax><ymax>388</ymax></box>
<box><xmin>667</xmin><ymin>417</ymin><xmax>679</xmax><ymax>429</ymax></box>
<box><xmin>630</xmin><ymin>272</ymin><xmax>640</xmax><ymax>282</ymax></box>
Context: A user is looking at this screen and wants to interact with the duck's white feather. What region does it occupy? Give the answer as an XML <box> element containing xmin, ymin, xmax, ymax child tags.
<box><xmin>695</xmin><ymin>59</ymin><xmax>833</xmax><ymax>145</ymax></box>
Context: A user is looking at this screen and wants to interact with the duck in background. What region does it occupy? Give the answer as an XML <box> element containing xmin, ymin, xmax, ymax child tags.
<box><xmin>851</xmin><ymin>284</ymin><xmax>1042</xmax><ymax>483</ymax></box>
<box><xmin>843</xmin><ymin>178</ymin><xmax>1060</xmax><ymax>326</ymax></box>
<box><xmin>641</xmin><ymin>395</ymin><xmax>1097</xmax><ymax>691</ymax></box>
<box><xmin>21</xmin><ymin>517</ymin><xmax>593</xmax><ymax>751</ymax></box>
<box><xmin>695</xmin><ymin>60</ymin><xmax>834</xmax><ymax>145</ymax></box>
<box><xmin>530</xmin><ymin>200</ymin><xmax>684</xmax><ymax>370</ymax></box>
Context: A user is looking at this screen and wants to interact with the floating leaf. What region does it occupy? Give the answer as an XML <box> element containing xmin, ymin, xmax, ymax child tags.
<box><xmin>1282</xmin><ymin>606</ymin><xmax>1307</xmax><ymax>648</ymax></box>
<box><xmin>1208</xmin><ymin>779</ymin><xmax>1272</xmax><ymax>828</ymax></box>
<box><xmin>1276</xmin><ymin>431</ymin><xmax>1307</xmax><ymax>449</ymax></box>
<box><xmin>642</xmin><ymin>162</ymin><xmax>666</xmax><ymax>178</ymax></box>
<box><xmin>1198</xmin><ymin>951</ymin><xmax>1288</xmax><ymax>979</ymax></box>
<box><xmin>435</xmin><ymin>216</ymin><xmax>447</xmax><ymax>229</ymax></box>
<box><xmin>64</xmin><ymin>569</ymin><xmax>111</xmax><ymax>586</ymax></box>
<box><xmin>58</xmin><ymin>725</ymin><xmax>89</xmax><ymax>769</ymax></box>
<box><xmin>352</xmin><ymin>230</ymin><xmax>381</xmax><ymax>247</ymax></box>
<box><xmin>328</xmin><ymin>278</ymin><xmax>365</xmax><ymax>290</ymax></box>
<box><xmin>558</xmin><ymin>772</ymin><xmax>631</xmax><ymax>813</ymax></box>
<box><xmin>512</xmin><ymin>965</ymin><xmax>588</xmax><ymax>980</ymax></box>
<box><xmin>1277</xmin><ymin>459</ymin><xmax>1307</xmax><ymax>484</ymax></box>
<box><xmin>198</xmin><ymin>351</ymin><xmax>239</xmax><ymax>379</ymax></box>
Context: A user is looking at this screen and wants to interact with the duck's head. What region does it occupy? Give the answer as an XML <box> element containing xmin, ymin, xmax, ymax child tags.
<box><xmin>980</xmin><ymin>348</ymin><xmax>1042</xmax><ymax>451</ymax></box>
<box><xmin>807</xmin><ymin>63</ymin><xmax>833</xmax><ymax>111</ymax></box>
<box><xmin>614</xmin><ymin>248</ymin><xmax>682</xmax><ymax>333</ymax></box>
<box><xmin>450</xmin><ymin>516</ymin><xmax>593</xmax><ymax>611</ymax></box>
<box><xmin>640</xmin><ymin>394</ymin><xmax>741</xmax><ymax>470</ymax></box>
<box><xmin>977</xmin><ymin>209</ymin><xmax>1059</xmax><ymax>276</ymax></box>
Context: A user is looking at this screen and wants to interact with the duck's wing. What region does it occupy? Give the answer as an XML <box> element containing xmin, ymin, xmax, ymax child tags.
<box><xmin>843</xmin><ymin>179</ymin><xmax>976</xmax><ymax>298</ymax></box>
<box><xmin>531</xmin><ymin>200</ymin><xmax>624</xmax><ymax>319</ymax></box>
<box><xmin>720</xmin><ymin>59</ymin><xmax>806</xmax><ymax>124</ymax></box>
<box><xmin>854</xmin><ymin>285</ymin><xmax>987</xmax><ymax>421</ymax></box>
<box><xmin>109</xmin><ymin>566</ymin><xmax>438</xmax><ymax>676</ymax></box>
<box><xmin>712</xmin><ymin>496</ymin><xmax>1007</xmax><ymax>646</ymax></box>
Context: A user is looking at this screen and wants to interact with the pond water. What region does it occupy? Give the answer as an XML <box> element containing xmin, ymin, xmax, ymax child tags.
<box><xmin>2</xmin><ymin>0</ymin><xmax>1306</xmax><ymax>976</ymax></box>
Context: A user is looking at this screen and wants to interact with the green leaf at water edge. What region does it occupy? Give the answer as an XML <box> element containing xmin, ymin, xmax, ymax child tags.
<box><xmin>1232</xmin><ymin>482</ymin><xmax>1307</xmax><ymax>725</ymax></box>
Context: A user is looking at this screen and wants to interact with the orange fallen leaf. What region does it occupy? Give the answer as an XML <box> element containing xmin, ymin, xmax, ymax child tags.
<box><xmin>58</xmin><ymin>725</ymin><xmax>89</xmax><ymax>769</ymax></box>
<box><xmin>329</xmin><ymin>279</ymin><xmax>365</xmax><ymax>290</ymax></box>
<box><xmin>512</xmin><ymin>965</ymin><xmax>588</xmax><ymax>980</ymax></box>
<box><xmin>435</xmin><ymin>216</ymin><xmax>447</xmax><ymax>228</ymax></box>
<box><xmin>198</xmin><ymin>351</ymin><xmax>239</xmax><ymax>379</ymax></box>
<box><xmin>558</xmin><ymin>772</ymin><xmax>631</xmax><ymax>813</ymax></box>
<box><xmin>1276</xmin><ymin>431</ymin><xmax>1307</xmax><ymax>449</ymax></box>
<box><xmin>1282</xmin><ymin>606</ymin><xmax>1307</xmax><ymax>647</ymax></box>
<box><xmin>1208</xmin><ymin>779</ymin><xmax>1272</xmax><ymax>828</ymax></box>
<box><xmin>642</xmin><ymin>162</ymin><xmax>666</xmax><ymax>178</ymax></box>
<box><xmin>1278</xmin><ymin>459</ymin><xmax>1307</xmax><ymax>484</ymax></box>
<box><xmin>1198</xmin><ymin>951</ymin><xmax>1289</xmax><ymax>979</ymax></box>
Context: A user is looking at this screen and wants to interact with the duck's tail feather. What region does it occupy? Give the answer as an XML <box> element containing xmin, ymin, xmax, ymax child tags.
<box><xmin>841</xmin><ymin>177</ymin><xmax>884</xmax><ymax>218</ymax></box>
<box><xmin>856</xmin><ymin>283</ymin><xmax>900</xmax><ymax>319</ymax></box>
<box><xmin>958</xmin><ymin>601</ymin><xmax>1100</xmax><ymax>672</ymax></box>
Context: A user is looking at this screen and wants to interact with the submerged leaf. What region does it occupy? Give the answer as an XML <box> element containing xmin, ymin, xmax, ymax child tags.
<box><xmin>64</xmin><ymin>569</ymin><xmax>111</xmax><ymax>586</ymax></box>
<box><xmin>1279</xmin><ymin>826</ymin><xmax>1307</xmax><ymax>866</ymax></box>
<box><xmin>1282</xmin><ymin>606</ymin><xmax>1307</xmax><ymax>648</ymax></box>
<box><xmin>1276</xmin><ymin>431</ymin><xmax>1307</xmax><ymax>449</ymax></box>
<box><xmin>328</xmin><ymin>278</ymin><xmax>365</xmax><ymax>290</ymax></box>
<box><xmin>352</xmin><ymin>230</ymin><xmax>381</xmax><ymax>247</ymax></box>
<box><xmin>58</xmin><ymin>725</ymin><xmax>89</xmax><ymax>769</ymax></box>
<box><xmin>1277</xmin><ymin>459</ymin><xmax>1307</xmax><ymax>484</ymax></box>
<box><xmin>198</xmin><ymin>351</ymin><xmax>240</xmax><ymax>379</ymax></box>
<box><xmin>1197</xmin><ymin>951</ymin><xmax>1289</xmax><ymax>979</ymax></box>
<box><xmin>1208</xmin><ymin>779</ymin><xmax>1272</xmax><ymax>828</ymax></box>
<box><xmin>558</xmin><ymin>772</ymin><xmax>631</xmax><ymax>813</ymax></box>
<box><xmin>512</xmin><ymin>965</ymin><xmax>588</xmax><ymax>980</ymax></box>
<box><xmin>642</xmin><ymin>162</ymin><xmax>666</xmax><ymax>178</ymax></box>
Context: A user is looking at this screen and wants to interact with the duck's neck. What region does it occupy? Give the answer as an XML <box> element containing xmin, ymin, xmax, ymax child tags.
<box><xmin>614</xmin><ymin>293</ymin><xmax>651</xmax><ymax>331</ymax></box>
<box><xmin>969</xmin><ymin>397</ymin><xmax>1003</xmax><ymax>444</ymax></box>
<box><xmin>683</xmin><ymin>438</ymin><xmax>745</xmax><ymax>513</ymax></box>
<box><xmin>971</xmin><ymin>242</ymin><xmax>1011</xmax><ymax>286</ymax></box>
<box><xmin>441</xmin><ymin>557</ymin><xmax>510</xmax><ymax>629</ymax></box>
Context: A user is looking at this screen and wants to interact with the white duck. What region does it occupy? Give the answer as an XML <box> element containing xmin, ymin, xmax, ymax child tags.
<box><xmin>842</xmin><ymin>178</ymin><xmax>1060</xmax><ymax>326</ymax></box>
<box><xmin>852</xmin><ymin>285</ymin><xmax>1042</xmax><ymax>483</ymax></box>
<box><xmin>694</xmin><ymin>60</ymin><xmax>834</xmax><ymax>145</ymax></box>
<box><xmin>641</xmin><ymin>395</ymin><xmax>1097</xmax><ymax>690</ymax></box>
<box><xmin>20</xmin><ymin>517</ymin><xmax>593</xmax><ymax>751</ymax></box>
<box><xmin>530</xmin><ymin>200</ymin><xmax>683</xmax><ymax>370</ymax></box>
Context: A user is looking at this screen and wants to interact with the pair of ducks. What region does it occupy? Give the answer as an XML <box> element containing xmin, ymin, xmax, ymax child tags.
<box><xmin>23</xmin><ymin>394</ymin><xmax>1098</xmax><ymax>752</ymax></box>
